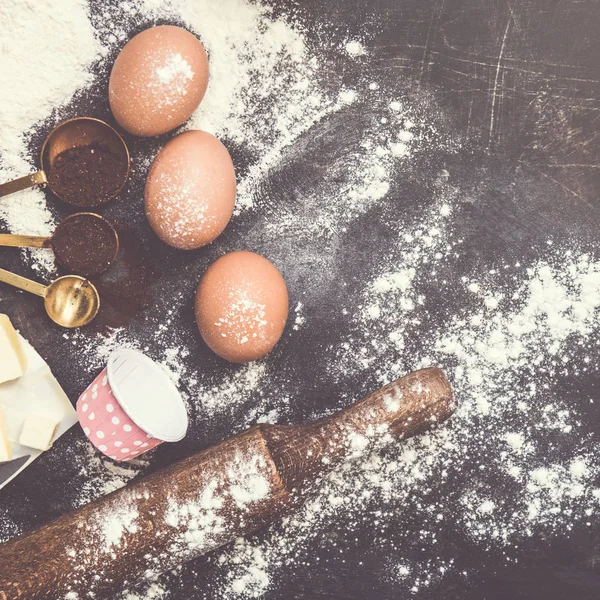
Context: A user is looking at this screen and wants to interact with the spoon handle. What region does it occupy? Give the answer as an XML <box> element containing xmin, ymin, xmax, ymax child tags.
<box><xmin>0</xmin><ymin>171</ymin><xmax>47</xmax><ymax>199</ymax></box>
<box><xmin>0</xmin><ymin>267</ymin><xmax>46</xmax><ymax>297</ymax></box>
<box><xmin>0</xmin><ymin>234</ymin><xmax>50</xmax><ymax>248</ymax></box>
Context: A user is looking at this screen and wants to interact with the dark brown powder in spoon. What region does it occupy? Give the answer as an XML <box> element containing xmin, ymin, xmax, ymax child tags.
<box><xmin>52</xmin><ymin>214</ymin><xmax>118</xmax><ymax>277</ymax></box>
<box><xmin>47</xmin><ymin>143</ymin><xmax>127</xmax><ymax>207</ymax></box>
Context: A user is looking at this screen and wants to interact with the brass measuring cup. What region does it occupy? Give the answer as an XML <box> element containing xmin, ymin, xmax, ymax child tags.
<box><xmin>0</xmin><ymin>117</ymin><xmax>130</xmax><ymax>207</ymax></box>
<box><xmin>0</xmin><ymin>213</ymin><xmax>119</xmax><ymax>277</ymax></box>
<box><xmin>0</xmin><ymin>268</ymin><xmax>100</xmax><ymax>328</ymax></box>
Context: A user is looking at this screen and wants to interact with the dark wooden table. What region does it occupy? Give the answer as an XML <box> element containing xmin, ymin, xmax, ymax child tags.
<box><xmin>0</xmin><ymin>0</ymin><xmax>598</xmax><ymax>598</ymax></box>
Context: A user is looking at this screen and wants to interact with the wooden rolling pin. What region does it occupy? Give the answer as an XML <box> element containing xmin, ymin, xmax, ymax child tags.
<box><xmin>0</xmin><ymin>367</ymin><xmax>454</xmax><ymax>600</ymax></box>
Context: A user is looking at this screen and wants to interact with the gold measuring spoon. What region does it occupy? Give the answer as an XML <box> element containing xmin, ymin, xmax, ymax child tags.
<box><xmin>0</xmin><ymin>117</ymin><xmax>130</xmax><ymax>208</ymax></box>
<box><xmin>0</xmin><ymin>213</ymin><xmax>119</xmax><ymax>277</ymax></box>
<box><xmin>0</xmin><ymin>268</ymin><xmax>100</xmax><ymax>328</ymax></box>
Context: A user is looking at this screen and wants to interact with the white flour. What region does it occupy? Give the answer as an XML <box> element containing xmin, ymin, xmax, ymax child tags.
<box><xmin>121</xmin><ymin>585</ymin><xmax>167</xmax><ymax>600</ymax></box>
<box><xmin>156</xmin><ymin>53</ymin><xmax>194</xmax><ymax>85</ymax></box>
<box><xmin>345</xmin><ymin>40</ymin><xmax>366</xmax><ymax>57</ymax></box>
<box><xmin>0</xmin><ymin>1</ymin><xmax>100</xmax><ymax>168</ymax></box>
<box><xmin>100</xmin><ymin>502</ymin><xmax>139</xmax><ymax>551</ymax></box>
<box><xmin>0</xmin><ymin>505</ymin><xmax>21</xmax><ymax>544</ymax></box>
<box><xmin>0</xmin><ymin>0</ymin><xmax>598</xmax><ymax>599</ymax></box>
<box><xmin>200</xmin><ymin>363</ymin><xmax>267</xmax><ymax>418</ymax></box>
<box><xmin>66</xmin><ymin>438</ymin><xmax>146</xmax><ymax>508</ymax></box>
<box><xmin>164</xmin><ymin>453</ymin><xmax>270</xmax><ymax>552</ymax></box>
<box><xmin>223</xmin><ymin>539</ymin><xmax>271</xmax><ymax>598</ymax></box>
<box><xmin>0</xmin><ymin>0</ymin><xmax>101</xmax><ymax>272</ymax></box>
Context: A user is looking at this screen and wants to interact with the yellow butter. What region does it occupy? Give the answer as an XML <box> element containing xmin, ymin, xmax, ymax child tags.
<box><xmin>0</xmin><ymin>409</ymin><xmax>13</xmax><ymax>462</ymax></box>
<box><xmin>0</xmin><ymin>405</ymin><xmax>26</xmax><ymax>442</ymax></box>
<box><xmin>0</xmin><ymin>315</ymin><xmax>27</xmax><ymax>385</ymax></box>
<box><xmin>19</xmin><ymin>413</ymin><xmax>59</xmax><ymax>451</ymax></box>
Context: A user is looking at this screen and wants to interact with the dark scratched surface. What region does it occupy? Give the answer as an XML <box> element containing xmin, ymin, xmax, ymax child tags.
<box><xmin>0</xmin><ymin>0</ymin><xmax>599</xmax><ymax>598</ymax></box>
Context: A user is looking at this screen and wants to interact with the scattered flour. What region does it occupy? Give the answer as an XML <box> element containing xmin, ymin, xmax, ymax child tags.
<box><xmin>292</xmin><ymin>302</ymin><xmax>305</xmax><ymax>330</ymax></box>
<box><xmin>228</xmin><ymin>455</ymin><xmax>271</xmax><ymax>510</ymax></box>
<box><xmin>206</xmin><ymin>228</ymin><xmax>600</xmax><ymax>597</ymax></box>
<box><xmin>0</xmin><ymin>0</ymin><xmax>597</xmax><ymax>599</ymax></box>
<box><xmin>200</xmin><ymin>363</ymin><xmax>267</xmax><ymax>417</ymax></box>
<box><xmin>156</xmin><ymin>53</ymin><xmax>194</xmax><ymax>85</ymax></box>
<box><xmin>57</xmin><ymin>437</ymin><xmax>147</xmax><ymax>510</ymax></box>
<box><xmin>100</xmin><ymin>502</ymin><xmax>139</xmax><ymax>551</ymax></box>
<box><xmin>120</xmin><ymin>584</ymin><xmax>167</xmax><ymax>600</ymax></box>
<box><xmin>0</xmin><ymin>506</ymin><xmax>22</xmax><ymax>544</ymax></box>
<box><xmin>345</xmin><ymin>40</ymin><xmax>366</xmax><ymax>57</ymax></box>
<box><xmin>152</xmin><ymin>451</ymin><xmax>273</xmax><ymax>586</ymax></box>
<box><xmin>222</xmin><ymin>539</ymin><xmax>271</xmax><ymax>598</ymax></box>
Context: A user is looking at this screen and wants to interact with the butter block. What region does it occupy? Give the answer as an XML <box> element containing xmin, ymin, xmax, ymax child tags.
<box><xmin>0</xmin><ymin>409</ymin><xmax>13</xmax><ymax>462</ymax></box>
<box><xmin>0</xmin><ymin>330</ymin><xmax>77</xmax><ymax>489</ymax></box>
<box><xmin>0</xmin><ymin>406</ymin><xmax>26</xmax><ymax>442</ymax></box>
<box><xmin>19</xmin><ymin>414</ymin><xmax>59</xmax><ymax>451</ymax></box>
<box><xmin>0</xmin><ymin>315</ymin><xmax>27</xmax><ymax>385</ymax></box>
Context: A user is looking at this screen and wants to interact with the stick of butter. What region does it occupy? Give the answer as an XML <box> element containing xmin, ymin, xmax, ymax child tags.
<box><xmin>0</xmin><ymin>409</ymin><xmax>13</xmax><ymax>461</ymax></box>
<box><xmin>0</xmin><ymin>315</ymin><xmax>27</xmax><ymax>385</ymax></box>
<box><xmin>19</xmin><ymin>414</ymin><xmax>59</xmax><ymax>451</ymax></box>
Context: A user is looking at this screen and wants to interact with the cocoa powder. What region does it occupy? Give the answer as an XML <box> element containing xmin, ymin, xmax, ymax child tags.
<box><xmin>47</xmin><ymin>143</ymin><xmax>127</xmax><ymax>207</ymax></box>
<box><xmin>52</xmin><ymin>213</ymin><xmax>118</xmax><ymax>277</ymax></box>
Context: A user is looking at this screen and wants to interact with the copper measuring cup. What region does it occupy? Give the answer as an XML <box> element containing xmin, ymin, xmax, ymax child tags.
<box><xmin>0</xmin><ymin>117</ymin><xmax>130</xmax><ymax>207</ymax></box>
<box><xmin>0</xmin><ymin>213</ymin><xmax>119</xmax><ymax>277</ymax></box>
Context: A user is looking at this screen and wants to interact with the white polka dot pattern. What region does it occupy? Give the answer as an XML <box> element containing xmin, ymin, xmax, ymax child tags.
<box><xmin>76</xmin><ymin>366</ymin><xmax>163</xmax><ymax>462</ymax></box>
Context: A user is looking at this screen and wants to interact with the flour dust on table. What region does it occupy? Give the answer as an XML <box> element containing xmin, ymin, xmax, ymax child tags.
<box><xmin>0</xmin><ymin>0</ymin><xmax>598</xmax><ymax>599</ymax></box>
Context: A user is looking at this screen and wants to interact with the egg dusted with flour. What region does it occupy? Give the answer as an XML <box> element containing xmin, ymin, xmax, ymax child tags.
<box><xmin>145</xmin><ymin>131</ymin><xmax>237</xmax><ymax>249</ymax></box>
<box><xmin>109</xmin><ymin>26</ymin><xmax>209</xmax><ymax>137</ymax></box>
<box><xmin>195</xmin><ymin>251</ymin><xmax>289</xmax><ymax>363</ymax></box>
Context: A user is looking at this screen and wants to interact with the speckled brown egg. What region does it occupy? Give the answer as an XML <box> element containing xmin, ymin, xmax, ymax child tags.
<box><xmin>195</xmin><ymin>251</ymin><xmax>289</xmax><ymax>363</ymax></box>
<box><xmin>145</xmin><ymin>130</ymin><xmax>236</xmax><ymax>250</ymax></box>
<box><xmin>109</xmin><ymin>25</ymin><xmax>209</xmax><ymax>137</ymax></box>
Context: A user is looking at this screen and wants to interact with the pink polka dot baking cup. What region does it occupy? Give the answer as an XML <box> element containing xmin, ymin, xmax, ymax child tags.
<box><xmin>77</xmin><ymin>372</ymin><xmax>162</xmax><ymax>461</ymax></box>
<box><xmin>77</xmin><ymin>349</ymin><xmax>188</xmax><ymax>462</ymax></box>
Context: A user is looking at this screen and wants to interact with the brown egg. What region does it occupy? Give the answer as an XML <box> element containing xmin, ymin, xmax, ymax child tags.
<box><xmin>109</xmin><ymin>26</ymin><xmax>209</xmax><ymax>137</ymax></box>
<box><xmin>195</xmin><ymin>251</ymin><xmax>289</xmax><ymax>363</ymax></box>
<box><xmin>145</xmin><ymin>130</ymin><xmax>236</xmax><ymax>250</ymax></box>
